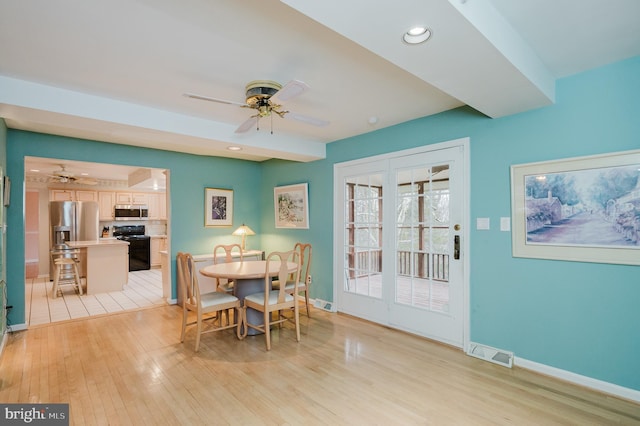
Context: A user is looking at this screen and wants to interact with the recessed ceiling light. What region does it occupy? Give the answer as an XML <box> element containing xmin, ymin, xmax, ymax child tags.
<box><xmin>30</xmin><ymin>169</ymin><xmax>40</xmax><ymax>172</ymax></box>
<box><xmin>402</xmin><ymin>26</ymin><xmax>432</xmax><ymax>45</ymax></box>
<box><xmin>227</xmin><ymin>146</ymin><xmax>242</xmax><ymax>151</ymax></box>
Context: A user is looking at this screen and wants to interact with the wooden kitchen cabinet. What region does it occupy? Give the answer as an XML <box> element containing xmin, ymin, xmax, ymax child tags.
<box><xmin>75</xmin><ymin>190</ymin><xmax>98</xmax><ymax>201</ymax></box>
<box><xmin>115</xmin><ymin>192</ymin><xmax>148</xmax><ymax>205</ymax></box>
<box><xmin>50</xmin><ymin>189</ymin><xmax>75</xmax><ymax>201</ymax></box>
<box><xmin>158</xmin><ymin>194</ymin><xmax>167</xmax><ymax>219</ymax></box>
<box><xmin>50</xmin><ymin>189</ymin><xmax>97</xmax><ymax>202</ymax></box>
<box><xmin>151</xmin><ymin>236</ymin><xmax>167</xmax><ymax>267</ymax></box>
<box><xmin>115</xmin><ymin>192</ymin><xmax>133</xmax><ymax>204</ymax></box>
<box><xmin>98</xmin><ymin>191</ymin><xmax>115</xmax><ymax>220</ymax></box>
<box><xmin>132</xmin><ymin>193</ymin><xmax>148</xmax><ymax>204</ymax></box>
<box><xmin>147</xmin><ymin>193</ymin><xmax>167</xmax><ymax>220</ymax></box>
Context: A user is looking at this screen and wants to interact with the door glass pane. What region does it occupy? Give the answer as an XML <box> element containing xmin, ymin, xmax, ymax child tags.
<box><xmin>344</xmin><ymin>173</ymin><xmax>383</xmax><ymax>298</ymax></box>
<box><xmin>395</xmin><ymin>165</ymin><xmax>450</xmax><ymax>312</ymax></box>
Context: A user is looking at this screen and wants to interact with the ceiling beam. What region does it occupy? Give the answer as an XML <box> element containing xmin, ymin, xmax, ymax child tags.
<box><xmin>0</xmin><ymin>76</ymin><xmax>326</xmax><ymax>162</ymax></box>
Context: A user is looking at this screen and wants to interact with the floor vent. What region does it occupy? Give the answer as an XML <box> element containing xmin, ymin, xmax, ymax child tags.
<box><xmin>313</xmin><ymin>299</ymin><xmax>334</xmax><ymax>312</ymax></box>
<box><xmin>467</xmin><ymin>343</ymin><xmax>513</xmax><ymax>368</ymax></box>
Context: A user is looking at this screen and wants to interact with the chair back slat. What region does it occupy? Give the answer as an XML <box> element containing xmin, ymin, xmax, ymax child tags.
<box><xmin>265</xmin><ymin>250</ymin><xmax>300</xmax><ymax>305</ymax></box>
<box><xmin>213</xmin><ymin>244</ymin><xmax>243</xmax><ymax>292</ymax></box>
<box><xmin>213</xmin><ymin>244</ymin><xmax>243</xmax><ymax>264</ymax></box>
<box><xmin>294</xmin><ymin>242</ymin><xmax>312</xmax><ymax>285</ymax></box>
<box><xmin>177</xmin><ymin>252</ymin><xmax>200</xmax><ymax>306</ymax></box>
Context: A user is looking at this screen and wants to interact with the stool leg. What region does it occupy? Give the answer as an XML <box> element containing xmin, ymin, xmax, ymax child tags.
<box><xmin>73</xmin><ymin>262</ymin><xmax>83</xmax><ymax>295</ymax></box>
<box><xmin>52</xmin><ymin>264</ymin><xmax>60</xmax><ymax>298</ymax></box>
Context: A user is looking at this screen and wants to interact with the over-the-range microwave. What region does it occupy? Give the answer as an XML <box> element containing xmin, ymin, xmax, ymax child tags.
<box><xmin>114</xmin><ymin>204</ymin><xmax>149</xmax><ymax>221</ymax></box>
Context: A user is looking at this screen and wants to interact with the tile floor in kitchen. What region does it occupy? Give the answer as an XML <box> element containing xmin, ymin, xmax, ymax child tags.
<box><xmin>25</xmin><ymin>268</ymin><xmax>167</xmax><ymax>326</ymax></box>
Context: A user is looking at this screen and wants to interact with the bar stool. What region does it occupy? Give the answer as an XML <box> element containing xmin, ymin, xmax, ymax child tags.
<box><xmin>51</xmin><ymin>256</ymin><xmax>83</xmax><ymax>298</ymax></box>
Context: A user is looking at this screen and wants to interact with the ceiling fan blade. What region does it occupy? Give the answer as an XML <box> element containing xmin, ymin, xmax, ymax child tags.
<box><xmin>270</xmin><ymin>80</ymin><xmax>310</xmax><ymax>104</ymax></box>
<box><xmin>183</xmin><ymin>92</ymin><xmax>248</xmax><ymax>107</ymax></box>
<box><xmin>285</xmin><ymin>112</ymin><xmax>329</xmax><ymax>127</ymax></box>
<box><xmin>235</xmin><ymin>116</ymin><xmax>258</xmax><ymax>133</ymax></box>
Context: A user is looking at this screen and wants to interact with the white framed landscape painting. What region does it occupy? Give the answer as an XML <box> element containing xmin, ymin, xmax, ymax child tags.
<box><xmin>511</xmin><ymin>149</ymin><xmax>640</xmax><ymax>265</ymax></box>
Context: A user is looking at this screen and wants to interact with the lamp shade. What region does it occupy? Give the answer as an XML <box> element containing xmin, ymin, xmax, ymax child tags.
<box><xmin>232</xmin><ymin>224</ymin><xmax>255</xmax><ymax>236</ymax></box>
<box><xmin>232</xmin><ymin>224</ymin><xmax>255</xmax><ymax>251</ymax></box>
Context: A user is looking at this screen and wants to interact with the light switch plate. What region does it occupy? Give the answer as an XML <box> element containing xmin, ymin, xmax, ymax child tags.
<box><xmin>476</xmin><ymin>217</ymin><xmax>490</xmax><ymax>230</ymax></box>
<box><xmin>500</xmin><ymin>217</ymin><xmax>511</xmax><ymax>231</ymax></box>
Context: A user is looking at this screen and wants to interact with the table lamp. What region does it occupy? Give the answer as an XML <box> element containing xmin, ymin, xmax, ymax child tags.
<box><xmin>232</xmin><ymin>224</ymin><xmax>255</xmax><ymax>251</ymax></box>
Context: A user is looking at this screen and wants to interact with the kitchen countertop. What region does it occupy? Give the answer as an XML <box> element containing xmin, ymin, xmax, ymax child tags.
<box><xmin>67</xmin><ymin>239</ymin><xmax>129</xmax><ymax>247</ymax></box>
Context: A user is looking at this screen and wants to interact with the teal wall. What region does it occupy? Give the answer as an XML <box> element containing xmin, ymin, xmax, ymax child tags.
<box><xmin>2</xmin><ymin>56</ymin><xmax>639</xmax><ymax>392</ymax></box>
<box><xmin>261</xmin><ymin>56</ymin><xmax>640</xmax><ymax>391</ymax></box>
<box><xmin>5</xmin><ymin>132</ymin><xmax>262</xmax><ymax>324</ymax></box>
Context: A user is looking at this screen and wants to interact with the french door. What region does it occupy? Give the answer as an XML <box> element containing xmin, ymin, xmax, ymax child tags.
<box><xmin>334</xmin><ymin>140</ymin><xmax>468</xmax><ymax>347</ymax></box>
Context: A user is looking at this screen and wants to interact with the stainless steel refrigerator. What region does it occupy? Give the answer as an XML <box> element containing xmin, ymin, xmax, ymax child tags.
<box><xmin>49</xmin><ymin>201</ymin><xmax>99</xmax><ymax>280</ymax></box>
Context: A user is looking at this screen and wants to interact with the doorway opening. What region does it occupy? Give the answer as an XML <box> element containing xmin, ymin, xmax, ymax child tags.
<box><xmin>24</xmin><ymin>157</ymin><xmax>171</xmax><ymax>326</ymax></box>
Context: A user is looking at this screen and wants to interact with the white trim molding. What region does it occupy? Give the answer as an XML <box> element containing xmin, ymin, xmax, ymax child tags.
<box><xmin>515</xmin><ymin>356</ymin><xmax>640</xmax><ymax>403</ymax></box>
<box><xmin>7</xmin><ymin>323</ymin><xmax>27</xmax><ymax>332</ymax></box>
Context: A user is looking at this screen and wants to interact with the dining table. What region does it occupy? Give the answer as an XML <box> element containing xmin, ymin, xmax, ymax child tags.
<box><xmin>200</xmin><ymin>260</ymin><xmax>298</xmax><ymax>335</ymax></box>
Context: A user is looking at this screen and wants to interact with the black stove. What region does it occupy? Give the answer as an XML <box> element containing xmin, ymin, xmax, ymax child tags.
<box><xmin>113</xmin><ymin>225</ymin><xmax>150</xmax><ymax>271</ymax></box>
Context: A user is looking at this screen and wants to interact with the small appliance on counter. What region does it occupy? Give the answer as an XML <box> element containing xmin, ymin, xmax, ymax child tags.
<box><xmin>102</xmin><ymin>226</ymin><xmax>110</xmax><ymax>238</ymax></box>
<box><xmin>113</xmin><ymin>225</ymin><xmax>151</xmax><ymax>271</ymax></box>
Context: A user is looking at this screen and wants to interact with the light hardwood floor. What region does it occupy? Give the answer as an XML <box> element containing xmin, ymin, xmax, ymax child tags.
<box><xmin>1</xmin><ymin>304</ymin><xmax>638</xmax><ymax>425</ymax></box>
<box><xmin>25</xmin><ymin>269</ymin><xmax>165</xmax><ymax>326</ymax></box>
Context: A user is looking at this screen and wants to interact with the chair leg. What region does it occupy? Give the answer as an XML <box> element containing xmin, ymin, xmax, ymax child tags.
<box><xmin>304</xmin><ymin>290</ymin><xmax>310</xmax><ymax>317</ymax></box>
<box><xmin>180</xmin><ymin>306</ymin><xmax>187</xmax><ymax>343</ymax></box>
<box><xmin>240</xmin><ymin>307</ymin><xmax>248</xmax><ymax>339</ymax></box>
<box><xmin>294</xmin><ymin>303</ymin><xmax>301</xmax><ymax>343</ymax></box>
<box><xmin>264</xmin><ymin>310</ymin><xmax>271</xmax><ymax>351</ymax></box>
<box><xmin>195</xmin><ymin>313</ymin><xmax>202</xmax><ymax>352</ymax></box>
<box><xmin>236</xmin><ymin>307</ymin><xmax>243</xmax><ymax>340</ymax></box>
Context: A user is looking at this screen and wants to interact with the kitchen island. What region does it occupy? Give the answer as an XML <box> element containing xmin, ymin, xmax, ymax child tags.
<box><xmin>66</xmin><ymin>239</ymin><xmax>129</xmax><ymax>295</ymax></box>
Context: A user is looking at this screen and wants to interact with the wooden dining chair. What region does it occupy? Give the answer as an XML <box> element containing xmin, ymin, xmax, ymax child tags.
<box><xmin>213</xmin><ymin>243</ymin><xmax>243</xmax><ymax>325</ymax></box>
<box><xmin>241</xmin><ymin>250</ymin><xmax>301</xmax><ymax>351</ymax></box>
<box><xmin>273</xmin><ymin>242</ymin><xmax>313</xmax><ymax>316</ymax></box>
<box><xmin>213</xmin><ymin>243</ymin><xmax>243</xmax><ymax>293</ymax></box>
<box><xmin>177</xmin><ymin>252</ymin><xmax>242</xmax><ymax>352</ymax></box>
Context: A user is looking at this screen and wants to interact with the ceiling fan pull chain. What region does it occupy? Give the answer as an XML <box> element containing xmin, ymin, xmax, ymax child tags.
<box><xmin>270</xmin><ymin>112</ymin><xmax>274</xmax><ymax>134</ymax></box>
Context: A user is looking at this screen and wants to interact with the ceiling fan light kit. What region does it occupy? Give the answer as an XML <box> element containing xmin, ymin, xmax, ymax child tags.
<box><xmin>185</xmin><ymin>79</ymin><xmax>328</xmax><ymax>134</ymax></box>
<box><xmin>244</xmin><ymin>80</ymin><xmax>282</xmax><ymax>106</ymax></box>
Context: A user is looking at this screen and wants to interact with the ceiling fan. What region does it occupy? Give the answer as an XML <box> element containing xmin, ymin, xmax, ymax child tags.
<box><xmin>48</xmin><ymin>165</ymin><xmax>98</xmax><ymax>185</ymax></box>
<box><xmin>184</xmin><ymin>79</ymin><xmax>329</xmax><ymax>134</ymax></box>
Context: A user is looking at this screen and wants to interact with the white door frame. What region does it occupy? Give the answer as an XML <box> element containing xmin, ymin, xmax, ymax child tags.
<box><xmin>333</xmin><ymin>137</ymin><xmax>470</xmax><ymax>351</ymax></box>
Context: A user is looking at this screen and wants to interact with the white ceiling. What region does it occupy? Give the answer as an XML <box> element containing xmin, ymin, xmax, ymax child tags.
<box><xmin>1</xmin><ymin>0</ymin><xmax>639</xmax><ymax>168</ymax></box>
<box><xmin>24</xmin><ymin>156</ymin><xmax>167</xmax><ymax>191</ymax></box>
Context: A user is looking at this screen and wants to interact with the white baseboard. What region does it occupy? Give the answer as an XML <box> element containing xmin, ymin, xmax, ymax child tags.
<box><xmin>515</xmin><ymin>356</ymin><xmax>640</xmax><ymax>403</ymax></box>
<box><xmin>7</xmin><ymin>323</ymin><xmax>27</xmax><ymax>332</ymax></box>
